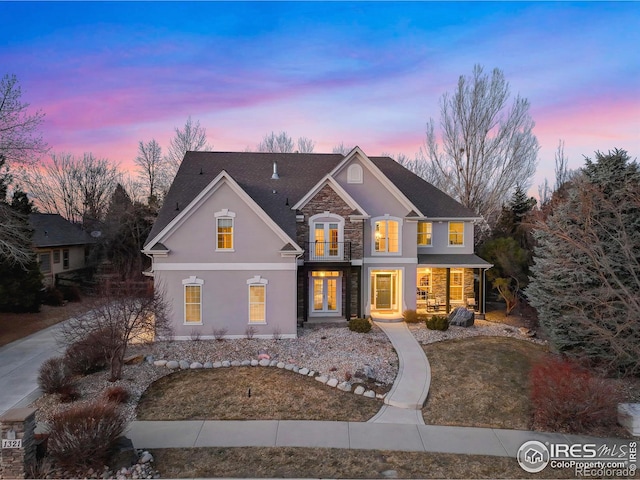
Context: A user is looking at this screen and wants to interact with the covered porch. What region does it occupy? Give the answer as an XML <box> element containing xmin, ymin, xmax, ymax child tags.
<box><xmin>416</xmin><ymin>254</ymin><xmax>492</xmax><ymax>318</ymax></box>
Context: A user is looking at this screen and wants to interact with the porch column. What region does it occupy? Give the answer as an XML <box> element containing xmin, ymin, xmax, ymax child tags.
<box><xmin>344</xmin><ymin>267</ymin><xmax>351</xmax><ymax>320</ymax></box>
<box><xmin>445</xmin><ymin>267</ymin><xmax>451</xmax><ymax>313</ymax></box>
<box><xmin>480</xmin><ymin>268</ymin><xmax>486</xmax><ymax>315</ymax></box>
<box><xmin>302</xmin><ymin>268</ymin><xmax>309</xmax><ymax>323</ymax></box>
<box><xmin>357</xmin><ymin>267</ymin><xmax>362</xmax><ymax>318</ymax></box>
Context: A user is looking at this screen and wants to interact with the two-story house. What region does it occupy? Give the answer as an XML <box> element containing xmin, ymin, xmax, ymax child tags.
<box><xmin>143</xmin><ymin>148</ymin><xmax>492</xmax><ymax>339</ymax></box>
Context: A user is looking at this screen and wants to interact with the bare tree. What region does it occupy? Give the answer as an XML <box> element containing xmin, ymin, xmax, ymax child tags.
<box><xmin>135</xmin><ymin>139</ymin><xmax>168</xmax><ymax>205</ymax></box>
<box><xmin>165</xmin><ymin>116</ymin><xmax>212</xmax><ymax>180</ymax></box>
<box><xmin>422</xmin><ymin>65</ymin><xmax>539</xmax><ymax>228</ymax></box>
<box><xmin>257</xmin><ymin>131</ymin><xmax>294</xmax><ymax>153</ymax></box>
<box><xmin>0</xmin><ymin>203</ymin><xmax>33</xmax><ymax>267</ymax></box>
<box><xmin>0</xmin><ymin>74</ymin><xmax>48</xmax><ymax>166</ymax></box>
<box><xmin>538</xmin><ymin>139</ymin><xmax>574</xmax><ymax>206</ymax></box>
<box><xmin>296</xmin><ymin>136</ymin><xmax>315</xmax><ymax>153</ymax></box>
<box><xmin>58</xmin><ymin>279</ymin><xmax>172</xmax><ymax>381</ymax></box>
<box><xmin>22</xmin><ymin>152</ymin><xmax>120</xmax><ymax>226</ymax></box>
<box><xmin>332</xmin><ymin>142</ymin><xmax>354</xmax><ymax>155</ymax></box>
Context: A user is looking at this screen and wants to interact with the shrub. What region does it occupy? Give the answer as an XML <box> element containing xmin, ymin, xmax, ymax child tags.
<box><xmin>402</xmin><ymin>309</ymin><xmax>421</xmax><ymax>323</ymax></box>
<box><xmin>58</xmin><ymin>384</ymin><xmax>80</xmax><ymax>403</ymax></box>
<box><xmin>103</xmin><ymin>386</ymin><xmax>129</xmax><ymax>404</ymax></box>
<box><xmin>61</xmin><ymin>285</ymin><xmax>82</xmax><ymax>302</ymax></box>
<box><xmin>63</xmin><ymin>329</ymin><xmax>111</xmax><ymax>375</ymax></box>
<box><xmin>42</xmin><ymin>287</ymin><xmax>64</xmax><ymax>306</ymax></box>
<box><xmin>426</xmin><ymin>315</ymin><xmax>449</xmax><ymax>331</ymax></box>
<box><xmin>348</xmin><ymin>318</ymin><xmax>371</xmax><ymax>333</ymax></box>
<box><xmin>530</xmin><ymin>357</ymin><xmax>623</xmax><ymax>434</ymax></box>
<box><xmin>47</xmin><ymin>400</ymin><xmax>127</xmax><ymax>470</ymax></box>
<box><xmin>212</xmin><ymin>327</ymin><xmax>228</xmax><ymax>341</ymax></box>
<box><xmin>38</xmin><ymin>357</ymin><xmax>72</xmax><ymax>394</ymax></box>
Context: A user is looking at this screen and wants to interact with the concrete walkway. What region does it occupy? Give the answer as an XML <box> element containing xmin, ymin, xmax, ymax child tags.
<box><xmin>368</xmin><ymin>320</ymin><xmax>430</xmax><ymax>424</ymax></box>
<box><xmin>126</xmin><ymin>419</ymin><xmax>624</xmax><ymax>457</ymax></box>
<box><xmin>0</xmin><ymin>321</ymin><xmax>67</xmax><ymax>415</ymax></box>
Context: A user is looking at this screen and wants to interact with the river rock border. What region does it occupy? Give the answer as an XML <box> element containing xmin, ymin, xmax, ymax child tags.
<box><xmin>151</xmin><ymin>357</ymin><xmax>384</xmax><ymax>400</ymax></box>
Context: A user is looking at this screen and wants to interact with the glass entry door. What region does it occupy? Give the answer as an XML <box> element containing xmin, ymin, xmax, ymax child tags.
<box><xmin>310</xmin><ymin>271</ymin><xmax>341</xmax><ymax>315</ymax></box>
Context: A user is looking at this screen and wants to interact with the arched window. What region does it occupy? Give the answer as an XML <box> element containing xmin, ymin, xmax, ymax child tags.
<box><xmin>347</xmin><ymin>164</ymin><xmax>363</xmax><ymax>184</ymax></box>
<box><xmin>372</xmin><ymin>215</ymin><xmax>402</xmax><ymax>254</ymax></box>
<box><xmin>309</xmin><ymin>212</ymin><xmax>345</xmax><ymax>260</ymax></box>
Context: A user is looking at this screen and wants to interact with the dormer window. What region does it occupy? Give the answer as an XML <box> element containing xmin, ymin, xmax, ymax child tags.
<box><xmin>215</xmin><ymin>209</ymin><xmax>236</xmax><ymax>251</ymax></box>
<box><xmin>347</xmin><ymin>164</ymin><xmax>363</xmax><ymax>184</ymax></box>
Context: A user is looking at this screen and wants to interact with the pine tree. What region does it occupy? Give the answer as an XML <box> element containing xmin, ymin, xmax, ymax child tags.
<box><xmin>527</xmin><ymin>149</ymin><xmax>640</xmax><ymax>376</ymax></box>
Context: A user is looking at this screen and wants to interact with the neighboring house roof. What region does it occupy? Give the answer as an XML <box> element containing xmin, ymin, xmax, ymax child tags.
<box><xmin>369</xmin><ymin>157</ymin><xmax>479</xmax><ymax>219</ymax></box>
<box><xmin>145</xmin><ymin>150</ymin><xmax>480</xmax><ymax>247</ymax></box>
<box><xmin>29</xmin><ymin>213</ymin><xmax>94</xmax><ymax>248</ymax></box>
<box><xmin>418</xmin><ymin>253</ymin><xmax>493</xmax><ymax>268</ymax></box>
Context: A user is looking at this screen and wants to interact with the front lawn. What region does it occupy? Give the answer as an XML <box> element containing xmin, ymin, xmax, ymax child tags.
<box><xmin>136</xmin><ymin>367</ymin><xmax>382</xmax><ymax>422</ymax></box>
<box><xmin>423</xmin><ymin>336</ymin><xmax>548</xmax><ymax>429</ymax></box>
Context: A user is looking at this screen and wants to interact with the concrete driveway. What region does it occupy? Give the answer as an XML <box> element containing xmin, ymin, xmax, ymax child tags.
<box><xmin>0</xmin><ymin>321</ymin><xmax>68</xmax><ymax>415</ymax></box>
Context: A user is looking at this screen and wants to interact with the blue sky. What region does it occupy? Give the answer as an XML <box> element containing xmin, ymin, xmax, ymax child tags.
<box><xmin>1</xmin><ymin>1</ymin><xmax>638</xmax><ymax>192</ymax></box>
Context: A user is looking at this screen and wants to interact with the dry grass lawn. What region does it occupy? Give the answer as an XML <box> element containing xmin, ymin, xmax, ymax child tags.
<box><xmin>423</xmin><ymin>336</ymin><xmax>548</xmax><ymax>429</ymax></box>
<box><xmin>151</xmin><ymin>447</ymin><xmax>577</xmax><ymax>479</ymax></box>
<box><xmin>0</xmin><ymin>300</ymin><xmax>91</xmax><ymax>347</ymax></box>
<box><xmin>136</xmin><ymin>367</ymin><xmax>381</xmax><ymax>421</ymax></box>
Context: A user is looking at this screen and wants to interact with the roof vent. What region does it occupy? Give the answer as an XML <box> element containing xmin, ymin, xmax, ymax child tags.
<box><xmin>271</xmin><ymin>161</ymin><xmax>279</xmax><ymax>180</ymax></box>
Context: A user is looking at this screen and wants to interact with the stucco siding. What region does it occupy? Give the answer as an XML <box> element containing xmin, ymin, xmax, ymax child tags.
<box><xmin>158</xmin><ymin>268</ymin><xmax>297</xmax><ymax>339</ymax></box>
<box><xmin>418</xmin><ymin>221</ymin><xmax>475</xmax><ymax>254</ymax></box>
<box><xmin>156</xmin><ymin>182</ymin><xmax>293</xmax><ymax>264</ymax></box>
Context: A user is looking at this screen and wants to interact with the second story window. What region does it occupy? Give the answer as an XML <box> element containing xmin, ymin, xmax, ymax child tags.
<box><xmin>449</xmin><ymin>221</ymin><xmax>464</xmax><ymax>246</ymax></box>
<box><xmin>373</xmin><ymin>217</ymin><xmax>400</xmax><ymax>254</ymax></box>
<box><xmin>215</xmin><ymin>209</ymin><xmax>236</xmax><ymax>251</ymax></box>
<box><xmin>417</xmin><ymin>221</ymin><xmax>432</xmax><ymax>246</ymax></box>
<box><xmin>309</xmin><ymin>213</ymin><xmax>344</xmax><ymax>260</ymax></box>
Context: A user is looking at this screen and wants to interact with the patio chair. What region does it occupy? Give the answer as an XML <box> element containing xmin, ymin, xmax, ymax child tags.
<box><xmin>466</xmin><ymin>297</ymin><xmax>477</xmax><ymax>310</ymax></box>
<box><xmin>427</xmin><ymin>298</ymin><xmax>436</xmax><ymax>312</ymax></box>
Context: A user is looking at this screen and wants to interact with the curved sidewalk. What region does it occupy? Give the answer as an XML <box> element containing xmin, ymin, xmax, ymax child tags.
<box><xmin>368</xmin><ymin>320</ymin><xmax>431</xmax><ymax>424</ymax></box>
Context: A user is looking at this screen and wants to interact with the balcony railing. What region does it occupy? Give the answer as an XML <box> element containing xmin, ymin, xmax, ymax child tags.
<box><xmin>304</xmin><ymin>241</ymin><xmax>351</xmax><ymax>262</ymax></box>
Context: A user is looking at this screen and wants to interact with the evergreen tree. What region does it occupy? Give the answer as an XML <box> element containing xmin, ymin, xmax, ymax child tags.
<box><xmin>527</xmin><ymin>149</ymin><xmax>640</xmax><ymax>376</ymax></box>
<box><xmin>0</xmin><ymin>158</ymin><xmax>43</xmax><ymax>312</ymax></box>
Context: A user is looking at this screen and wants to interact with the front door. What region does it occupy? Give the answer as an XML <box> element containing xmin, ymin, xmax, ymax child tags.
<box><xmin>310</xmin><ymin>271</ymin><xmax>341</xmax><ymax>316</ymax></box>
<box><xmin>375</xmin><ymin>274</ymin><xmax>392</xmax><ymax>309</ymax></box>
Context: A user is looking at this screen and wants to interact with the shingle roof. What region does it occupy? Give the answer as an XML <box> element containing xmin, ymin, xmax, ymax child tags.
<box><xmin>145</xmin><ymin>151</ymin><xmax>479</xmax><ymax>248</ymax></box>
<box><xmin>29</xmin><ymin>213</ymin><xmax>94</xmax><ymax>248</ymax></box>
<box><xmin>145</xmin><ymin>152</ymin><xmax>344</xmax><ymax>246</ymax></box>
<box><xmin>369</xmin><ymin>157</ymin><xmax>479</xmax><ymax>218</ymax></box>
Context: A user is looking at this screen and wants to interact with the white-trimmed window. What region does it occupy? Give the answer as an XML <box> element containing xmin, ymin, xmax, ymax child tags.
<box><xmin>62</xmin><ymin>249</ymin><xmax>69</xmax><ymax>270</ymax></box>
<box><xmin>53</xmin><ymin>250</ymin><xmax>60</xmax><ymax>264</ymax></box>
<box><xmin>215</xmin><ymin>209</ymin><xmax>236</xmax><ymax>251</ymax></box>
<box><xmin>182</xmin><ymin>276</ymin><xmax>204</xmax><ymax>324</ymax></box>
<box><xmin>309</xmin><ymin>212</ymin><xmax>344</xmax><ymax>260</ymax></box>
<box><xmin>417</xmin><ymin>221</ymin><xmax>432</xmax><ymax>246</ymax></box>
<box><xmin>417</xmin><ymin>269</ymin><xmax>432</xmax><ymax>303</ymax></box>
<box><xmin>450</xmin><ymin>269</ymin><xmax>464</xmax><ymax>302</ymax></box>
<box><xmin>372</xmin><ymin>216</ymin><xmax>401</xmax><ymax>254</ymax></box>
<box><xmin>347</xmin><ymin>163</ymin><xmax>363</xmax><ymax>184</ymax></box>
<box><xmin>449</xmin><ymin>222</ymin><xmax>464</xmax><ymax>246</ymax></box>
<box><xmin>247</xmin><ymin>275</ymin><xmax>268</xmax><ymax>324</ymax></box>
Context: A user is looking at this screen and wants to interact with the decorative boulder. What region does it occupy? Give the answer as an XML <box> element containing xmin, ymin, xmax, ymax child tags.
<box><xmin>241</xmin><ymin>360</ymin><xmax>251</xmax><ymax>366</ymax></box>
<box><xmin>153</xmin><ymin>360</ymin><xmax>167</xmax><ymax>367</ymax></box>
<box><xmin>326</xmin><ymin>378</ymin><xmax>339</xmax><ymax>388</ymax></box>
<box><xmin>448</xmin><ymin>307</ymin><xmax>474</xmax><ymax>327</ymax></box>
<box><xmin>315</xmin><ymin>375</ymin><xmax>328</xmax><ymax>384</ymax></box>
<box><xmin>203</xmin><ymin>361</ymin><xmax>213</xmax><ymax>369</ymax></box>
<box><xmin>259</xmin><ymin>359</ymin><xmax>270</xmax><ymax>367</ymax></box>
<box><xmin>166</xmin><ymin>361</ymin><xmax>179</xmax><ymax>370</ymax></box>
<box><xmin>354</xmin><ymin>386</ymin><xmax>365</xmax><ymax>395</ymax></box>
<box><xmin>190</xmin><ymin>362</ymin><xmax>203</xmax><ymax>369</ymax></box>
<box><xmin>298</xmin><ymin>367</ymin><xmax>309</xmax><ymax>375</ymax></box>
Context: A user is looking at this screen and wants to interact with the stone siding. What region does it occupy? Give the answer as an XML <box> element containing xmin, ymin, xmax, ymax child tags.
<box><xmin>0</xmin><ymin>408</ymin><xmax>37</xmax><ymax>479</ymax></box>
<box><xmin>296</xmin><ymin>184</ymin><xmax>364</xmax><ymax>260</ymax></box>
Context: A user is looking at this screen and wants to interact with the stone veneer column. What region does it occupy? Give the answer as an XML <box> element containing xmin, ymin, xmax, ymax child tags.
<box><xmin>0</xmin><ymin>408</ymin><xmax>37</xmax><ymax>479</ymax></box>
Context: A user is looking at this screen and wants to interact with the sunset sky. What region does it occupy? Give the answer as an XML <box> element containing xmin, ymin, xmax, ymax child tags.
<box><xmin>2</xmin><ymin>1</ymin><xmax>639</xmax><ymax>193</ymax></box>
